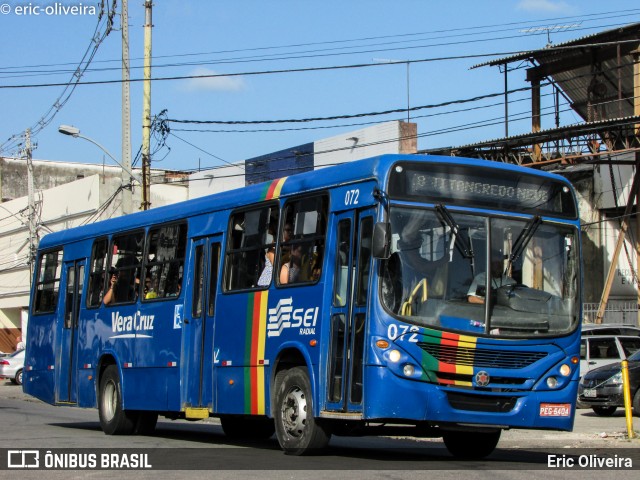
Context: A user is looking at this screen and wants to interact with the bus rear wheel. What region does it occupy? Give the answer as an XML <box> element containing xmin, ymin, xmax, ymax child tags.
<box><xmin>442</xmin><ymin>429</ymin><xmax>501</xmax><ymax>459</ymax></box>
<box><xmin>98</xmin><ymin>365</ymin><xmax>136</xmax><ymax>435</ymax></box>
<box><xmin>274</xmin><ymin>367</ymin><xmax>330</xmax><ymax>455</ymax></box>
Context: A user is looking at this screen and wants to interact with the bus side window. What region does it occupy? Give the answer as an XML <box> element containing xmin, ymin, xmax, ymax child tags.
<box><xmin>87</xmin><ymin>238</ymin><xmax>108</xmax><ymax>307</ymax></box>
<box><xmin>143</xmin><ymin>223</ymin><xmax>187</xmax><ymax>301</ymax></box>
<box><xmin>278</xmin><ymin>195</ymin><xmax>327</xmax><ymax>286</ymax></box>
<box><xmin>33</xmin><ymin>249</ymin><xmax>63</xmax><ymax>314</ymax></box>
<box><xmin>107</xmin><ymin>231</ymin><xmax>144</xmax><ymax>304</ymax></box>
<box><xmin>225</xmin><ymin>205</ymin><xmax>279</xmax><ymax>291</ymax></box>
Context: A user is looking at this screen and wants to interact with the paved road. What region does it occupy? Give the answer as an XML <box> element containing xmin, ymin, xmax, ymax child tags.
<box><xmin>2</xmin><ymin>380</ymin><xmax>636</xmax><ymax>447</ymax></box>
<box><xmin>0</xmin><ymin>380</ymin><xmax>638</xmax><ymax>479</ymax></box>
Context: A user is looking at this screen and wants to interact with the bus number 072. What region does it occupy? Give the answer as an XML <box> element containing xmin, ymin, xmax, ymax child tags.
<box><xmin>387</xmin><ymin>324</ymin><xmax>419</xmax><ymax>342</ymax></box>
<box><xmin>344</xmin><ymin>189</ymin><xmax>360</xmax><ymax>206</ymax></box>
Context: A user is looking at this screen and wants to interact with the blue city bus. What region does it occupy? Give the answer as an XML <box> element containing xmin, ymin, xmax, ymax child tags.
<box><xmin>24</xmin><ymin>154</ymin><xmax>582</xmax><ymax>458</ymax></box>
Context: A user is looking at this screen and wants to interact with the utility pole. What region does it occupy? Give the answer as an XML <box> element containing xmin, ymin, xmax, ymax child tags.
<box><xmin>141</xmin><ymin>0</ymin><xmax>153</xmax><ymax>210</ymax></box>
<box><xmin>25</xmin><ymin>129</ymin><xmax>36</xmax><ymax>282</ymax></box>
<box><xmin>120</xmin><ymin>0</ymin><xmax>133</xmax><ymax>214</ymax></box>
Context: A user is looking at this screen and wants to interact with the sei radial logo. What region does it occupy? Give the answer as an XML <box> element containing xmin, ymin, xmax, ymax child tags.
<box><xmin>267</xmin><ymin>298</ymin><xmax>318</xmax><ymax>337</ymax></box>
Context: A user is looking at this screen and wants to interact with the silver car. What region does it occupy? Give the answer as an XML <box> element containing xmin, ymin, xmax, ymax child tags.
<box><xmin>580</xmin><ymin>335</ymin><xmax>640</xmax><ymax>376</ymax></box>
<box><xmin>0</xmin><ymin>349</ymin><xmax>24</xmax><ymax>385</ymax></box>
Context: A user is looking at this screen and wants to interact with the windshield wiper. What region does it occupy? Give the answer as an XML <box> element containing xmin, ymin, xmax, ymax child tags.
<box><xmin>507</xmin><ymin>215</ymin><xmax>542</xmax><ymax>269</ymax></box>
<box><xmin>435</xmin><ymin>204</ymin><xmax>474</xmax><ymax>258</ymax></box>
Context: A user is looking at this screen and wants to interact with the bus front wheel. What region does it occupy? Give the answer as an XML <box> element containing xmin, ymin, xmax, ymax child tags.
<box><xmin>98</xmin><ymin>365</ymin><xmax>136</xmax><ymax>435</ymax></box>
<box><xmin>274</xmin><ymin>367</ymin><xmax>331</xmax><ymax>455</ymax></box>
<box><xmin>442</xmin><ymin>429</ymin><xmax>501</xmax><ymax>459</ymax></box>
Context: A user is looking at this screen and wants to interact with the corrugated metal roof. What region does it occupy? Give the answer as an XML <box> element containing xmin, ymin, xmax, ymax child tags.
<box><xmin>466</xmin><ymin>22</ymin><xmax>640</xmax><ymax>137</ymax></box>
<box><xmin>471</xmin><ymin>22</ymin><xmax>640</xmax><ymax>69</ymax></box>
<box><xmin>423</xmin><ymin>116</ymin><xmax>640</xmax><ymax>153</ymax></box>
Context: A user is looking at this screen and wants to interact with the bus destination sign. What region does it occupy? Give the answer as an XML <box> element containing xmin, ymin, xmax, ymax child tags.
<box><xmin>389</xmin><ymin>162</ymin><xmax>577</xmax><ymax>219</ymax></box>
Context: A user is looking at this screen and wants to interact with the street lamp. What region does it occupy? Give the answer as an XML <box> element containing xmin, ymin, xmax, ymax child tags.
<box><xmin>58</xmin><ymin>125</ymin><xmax>142</xmax><ymax>186</ymax></box>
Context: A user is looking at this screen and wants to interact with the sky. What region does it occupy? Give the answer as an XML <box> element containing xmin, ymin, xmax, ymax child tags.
<box><xmin>1</xmin><ymin>0</ymin><xmax>640</xmax><ymax>174</ymax></box>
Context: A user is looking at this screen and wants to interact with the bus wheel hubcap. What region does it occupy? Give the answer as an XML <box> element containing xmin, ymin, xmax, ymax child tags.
<box><xmin>103</xmin><ymin>381</ymin><xmax>116</xmax><ymax>421</ymax></box>
<box><xmin>281</xmin><ymin>387</ymin><xmax>307</xmax><ymax>438</ymax></box>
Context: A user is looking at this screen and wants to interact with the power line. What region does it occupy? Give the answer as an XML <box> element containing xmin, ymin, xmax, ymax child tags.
<box><xmin>162</xmin><ymin>62</ymin><xmax>639</xmax><ymax>129</ymax></box>
<box><xmin>0</xmin><ymin>0</ymin><xmax>117</xmax><ymax>155</ymax></box>
<box><xmin>166</xmin><ymin>84</ymin><xmax>541</xmax><ymax>126</ymax></box>
<box><xmin>168</xmin><ymin>132</ymin><xmax>235</xmax><ymax>167</ymax></box>
<box><xmin>1</xmin><ymin>13</ymin><xmax>637</xmax><ymax>79</ymax></box>
<box><xmin>2</xmin><ymin>38</ymin><xmax>639</xmax><ymax>92</ymax></box>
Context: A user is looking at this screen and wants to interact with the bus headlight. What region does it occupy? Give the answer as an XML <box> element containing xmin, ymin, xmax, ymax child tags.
<box><xmin>546</xmin><ymin>376</ymin><xmax>558</xmax><ymax>388</ymax></box>
<box><xmin>559</xmin><ymin>364</ymin><xmax>571</xmax><ymax>376</ymax></box>
<box><xmin>403</xmin><ymin>364</ymin><xmax>415</xmax><ymax>377</ymax></box>
<box><xmin>388</xmin><ymin>349</ymin><xmax>401</xmax><ymax>363</ymax></box>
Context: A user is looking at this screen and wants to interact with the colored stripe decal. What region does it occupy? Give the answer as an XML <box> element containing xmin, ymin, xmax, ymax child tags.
<box><xmin>256</xmin><ymin>291</ymin><xmax>269</xmax><ymax>414</ymax></box>
<box><xmin>421</xmin><ymin>331</ymin><xmax>478</xmax><ymax>387</ymax></box>
<box><xmin>244</xmin><ymin>291</ymin><xmax>269</xmax><ymax>414</ymax></box>
<box><xmin>264</xmin><ymin>177</ymin><xmax>287</xmax><ymax>200</ymax></box>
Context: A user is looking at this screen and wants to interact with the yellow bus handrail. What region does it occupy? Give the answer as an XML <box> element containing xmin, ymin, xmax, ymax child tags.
<box><xmin>401</xmin><ymin>278</ymin><xmax>428</xmax><ymax>316</ymax></box>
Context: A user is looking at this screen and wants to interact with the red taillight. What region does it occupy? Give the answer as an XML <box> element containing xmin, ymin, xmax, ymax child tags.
<box><xmin>0</xmin><ymin>360</ymin><xmax>9</xmax><ymax>365</ymax></box>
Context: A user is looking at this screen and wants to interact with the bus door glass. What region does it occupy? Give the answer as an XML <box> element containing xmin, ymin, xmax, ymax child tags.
<box><xmin>326</xmin><ymin>208</ymin><xmax>374</xmax><ymax>412</ymax></box>
<box><xmin>183</xmin><ymin>236</ymin><xmax>221</xmax><ymax>410</ymax></box>
<box><xmin>56</xmin><ymin>259</ymin><xmax>84</xmax><ymax>404</ymax></box>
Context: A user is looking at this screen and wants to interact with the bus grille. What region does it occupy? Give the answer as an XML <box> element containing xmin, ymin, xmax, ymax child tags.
<box><xmin>446</xmin><ymin>392</ymin><xmax>518</xmax><ymax>413</ymax></box>
<box><xmin>417</xmin><ymin>343</ymin><xmax>547</xmax><ymax>369</ymax></box>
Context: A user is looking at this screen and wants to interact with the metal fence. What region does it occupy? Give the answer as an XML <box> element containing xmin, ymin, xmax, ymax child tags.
<box><xmin>582</xmin><ymin>301</ymin><xmax>638</xmax><ymax>325</ymax></box>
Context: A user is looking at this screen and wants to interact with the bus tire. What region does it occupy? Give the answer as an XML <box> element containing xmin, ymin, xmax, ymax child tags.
<box><xmin>442</xmin><ymin>429</ymin><xmax>501</xmax><ymax>459</ymax></box>
<box><xmin>274</xmin><ymin>366</ymin><xmax>331</xmax><ymax>455</ymax></box>
<box><xmin>220</xmin><ymin>415</ymin><xmax>275</xmax><ymax>440</ymax></box>
<box><xmin>98</xmin><ymin>365</ymin><xmax>136</xmax><ymax>435</ymax></box>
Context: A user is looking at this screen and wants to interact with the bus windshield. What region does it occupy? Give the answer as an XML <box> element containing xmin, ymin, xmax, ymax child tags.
<box><xmin>380</xmin><ymin>206</ymin><xmax>579</xmax><ymax>337</ymax></box>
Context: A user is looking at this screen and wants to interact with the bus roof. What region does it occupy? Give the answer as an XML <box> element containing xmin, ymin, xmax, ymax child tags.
<box><xmin>38</xmin><ymin>154</ymin><xmax>573</xmax><ymax>250</ymax></box>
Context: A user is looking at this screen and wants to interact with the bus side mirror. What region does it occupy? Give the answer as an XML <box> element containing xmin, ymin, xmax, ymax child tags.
<box><xmin>372</xmin><ymin>222</ymin><xmax>391</xmax><ymax>259</ymax></box>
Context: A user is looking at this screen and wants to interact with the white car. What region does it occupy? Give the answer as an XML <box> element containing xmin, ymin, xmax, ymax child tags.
<box><xmin>0</xmin><ymin>349</ymin><xmax>25</xmax><ymax>385</ymax></box>
<box><xmin>580</xmin><ymin>335</ymin><xmax>640</xmax><ymax>376</ymax></box>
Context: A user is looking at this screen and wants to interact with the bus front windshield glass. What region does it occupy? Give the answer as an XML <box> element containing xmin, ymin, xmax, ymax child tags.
<box><xmin>380</xmin><ymin>207</ymin><xmax>579</xmax><ymax>337</ymax></box>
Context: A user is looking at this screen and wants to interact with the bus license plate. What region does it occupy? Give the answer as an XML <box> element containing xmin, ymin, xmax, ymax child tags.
<box><xmin>539</xmin><ymin>403</ymin><xmax>571</xmax><ymax>417</ymax></box>
<box><xmin>583</xmin><ymin>388</ymin><xmax>597</xmax><ymax>398</ymax></box>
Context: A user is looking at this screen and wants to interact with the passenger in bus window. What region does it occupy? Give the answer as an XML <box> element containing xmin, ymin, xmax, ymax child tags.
<box><xmin>144</xmin><ymin>276</ymin><xmax>158</xmax><ymax>299</ymax></box>
<box><xmin>283</xmin><ymin>223</ymin><xmax>293</xmax><ymax>241</ymax></box>
<box><xmin>257</xmin><ymin>246</ymin><xmax>275</xmax><ymax>287</ymax></box>
<box><xmin>168</xmin><ymin>278</ymin><xmax>182</xmax><ymax>297</ymax></box>
<box><xmin>307</xmin><ymin>247</ymin><xmax>323</xmax><ymax>282</ymax></box>
<box><xmin>257</xmin><ymin>222</ymin><xmax>276</xmax><ymax>287</ymax></box>
<box><xmin>103</xmin><ymin>271</ymin><xmax>118</xmax><ymax>305</ymax></box>
<box><xmin>280</xmin><ymin>244</ymin><xmax>302</xmax><ymax>284</ymax></box>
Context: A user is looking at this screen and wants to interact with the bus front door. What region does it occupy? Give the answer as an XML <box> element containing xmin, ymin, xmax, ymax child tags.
<box><xmin>56</xmin><ymin>259</ymin><xmax>84</xmax><ymax>404</ymax></box>
<box><xmin>182</xmin><ymin>237</ymin><xmax>221</xmax><ymax>416</ymax></box>
<box><xmin>326</xmin><ymin>209</ymin><xmax>374</xmax><ymax>413</ymax></box>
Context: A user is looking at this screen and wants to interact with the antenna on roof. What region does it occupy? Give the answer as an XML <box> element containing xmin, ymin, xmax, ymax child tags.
<box><xmin>520</xmin><ymin>23</ymin><xmax>582</xmax><ymax>47</ymax></box>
